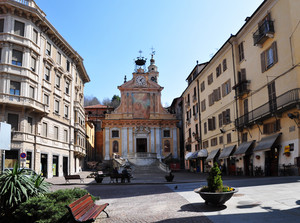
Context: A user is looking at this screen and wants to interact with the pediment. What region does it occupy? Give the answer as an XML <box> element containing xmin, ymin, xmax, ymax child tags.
<box><xmin>118</xmin><ymin>78</ymin><xmax>162</xmax><ymax>91</ymax></box>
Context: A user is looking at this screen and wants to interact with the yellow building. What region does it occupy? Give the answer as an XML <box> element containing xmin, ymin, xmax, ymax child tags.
<box><xmin>102</xmin><ymin>54</ymin><xmax>179</xmax><ymax>165</ymax></box>
<box><xmin>183</xmin><ymin>0</ymin><xmax>300</xmax><ymax>176</ymax></box>
<box><xmin>85</xmin><ymin>120</ymin><xmax>95</xmax><ymax>162</ymax></box>
<box><xmin>0</xmin><ymin>0</ymin><xmax>89</xmax><ymax>178</ymax></box>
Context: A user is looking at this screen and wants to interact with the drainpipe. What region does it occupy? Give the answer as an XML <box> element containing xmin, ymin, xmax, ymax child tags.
<box><xmin>228</xmin><ymin>37</ymin><xmax>240</xmax><ymax>146</ymax></box>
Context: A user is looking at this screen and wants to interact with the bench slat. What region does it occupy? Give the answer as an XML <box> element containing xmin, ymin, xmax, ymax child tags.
<box><xmin>67</xmin><ymin>193</ymin><xmax>109</xmax><ymax>222</ymax></box>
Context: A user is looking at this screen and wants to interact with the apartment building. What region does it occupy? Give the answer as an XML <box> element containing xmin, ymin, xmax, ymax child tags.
<box><xmin>183</xmin><ymin>0</ymin><xmax>300</xmax><ymax>176</ymax></box>
<box><xmin>0</xmin><ymin>0</ymin><xmax>90</xmax><ymax>178</ymax></box>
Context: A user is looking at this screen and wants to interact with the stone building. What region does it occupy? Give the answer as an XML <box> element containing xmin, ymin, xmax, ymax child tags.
<box><xmin>0</xmin><ymin>0</ymin><xmax>89</xmax><ymax>178</ymax></box>
<box><xmin>102</xmin><ymin>54</ymin><xmax>179</xmax><ymax>165</ymax></box>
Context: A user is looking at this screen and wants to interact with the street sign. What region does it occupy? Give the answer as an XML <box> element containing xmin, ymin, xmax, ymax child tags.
<box><xmin>0</xmin><ymin>122</ymin><xmax>11</xmax><ymax>150</ymax></box>
<box><xmin>20</xmin><ymin>152</ymin><xmax>26</xmax><ymax>159</ymax></box>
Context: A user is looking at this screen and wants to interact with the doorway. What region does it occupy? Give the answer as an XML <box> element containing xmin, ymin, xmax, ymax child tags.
<box><xmin>265</xmin><ymin>148</ymin><xmax>278</xmax><ymax>176</ymax></box>
<box><xmin>52</xmin><ymin>155</ymin><xmax>59</xmax><ymax>177</ymax></box>
<box><xmin>63</xmin><ymin>157</ymin><xmax>68</xmax><ymax>176</ymax></box>
<box><xmin>41</xmin><ymin>154</ymin><xmax>48</xmax><ymax>178</ymax></box>
<box><xmin>136</xmin><ymin>138</ymin><xmax>147</xmax><ymax>152</ymax></box>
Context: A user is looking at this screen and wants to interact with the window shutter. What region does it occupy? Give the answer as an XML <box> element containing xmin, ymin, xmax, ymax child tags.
<box><xmin>217</xmin><ymin>87</ymin><xmax>221</xmax><ymax>100</ymax></box>
<box><xmin>212</xmin><ymin>116</ymin><xmax>216</xmax><ymax>130</ymax></box>
<box><xmin>261</xmin><ymin>51</ymin><xmax>266</xmax><ymax>73</ymax></box>
<box><xmin>219</xmin><ymin>113</ymin><xmax>223</xmax><ymax>127</ymax></box>
<box><xmin>221</xmin><ymin>83</ymin><xmax>225</xmax><ymax>97</ymax></box>
<box><xmin>272</xmin><ymin>41</ymin><xmax>278</xmax><ymax>64</ymax></box>
<box><xmin>208</xmin><ymin>118</ymin><xmax>212</xmax><ymax>130</ymax></box>
<box><xmin>241</xmin><ymin>69</ymin><xmax>246</xmax><ymax>81</ymax></box>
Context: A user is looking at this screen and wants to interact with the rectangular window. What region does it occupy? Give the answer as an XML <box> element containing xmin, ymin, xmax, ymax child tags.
<box><xmin>42</xmin><ymin>122</ymin><xmax>47</xmax><ymax>137</ymax></box>
<box><xmin>57</xmin><ymin>52</ymin><xmax>61</xmax><ymax>64</ymax></box>
<box><xmin>54</xmin><ymin>100</ymin><xmax>59</xmax><ymax>114</ymax></box>
<box><xmin>46</xmin><ymin>42</ymin><xmax>51</xmax><ymax>56</ymax></box>
<box><xmin>263</xmin><ymin>120</ymin><xmax>280</xmax><ymax>134</ymax></box>
<box><xmin>204</xmin><ymin>122</ymin><xmax>207</xmax><ymax>135</ymax></box>
<box><xmin>208</xmin><ymin>93</ymin><xmax>214</xmax><ymax>106</ymax></box>
<box><xmin>163</xmin><ymin>130</ymin><xmax>170</xmax><ymax>137</ymax></box>
<box><xmin>223</xmin><ymin>59</ymin><xmax>227</xmax><ymax>71</ymax></box>
<box><xmin>65</xmin><ymin>81</ymin><xmax>70</xmax><ymax>94</ymax></box>
<box><xmin>64</xmin><ymin>105</ymin><xmax>69</xmax><ymax>118</ymax></box>
<box><xmin>14</xmin><ymin>20</ymin><xmax>25</xmax><ymax>36</ymax></box>
<box><xmin>208</xmin><ymin>117</ymin><xmax>216</xmax><ymax>131</ymax></box>
<box><xmin>261</xmin><ymin>41</ymin><xmax>278</xmax><ymax>72</ymax></box>
<box><xmin>112</xmin><ymin>130</ymin><xmax>119</xmax><ymax>138</ymax></box>
<box><xmin>219</xmin><ymin>136</ymin><xmax>223</xmax><ymax>144</ymax></box>
<box><xmin>32</xmin><ymin>29</ymin><xmax>38</xmax><ymax>44</ymax></box>
<box><xmin>216</xmin><ymin>64</ymin><xmax>222</xmax><ymax>77</ymax></box>
<box><xmin>219</xmin><ymin>113</ymin><xmax>223</xmax><ymax>128</ymax></box>
<box><xmin>45</xmin><ymin>67</ymin><xmax>50</xmax><ymax>81</ymax></box>
<box><xmin>8</xmin><ymin>113</ymin><xmax>19</xmax><ymax>131</ymax></box>
<box><xmin>54</xmin><ymin>126</ymin><xmax>58</xmax><ymax>140</ymax></box>
<box><xmin>0</xmin><ymin>19</ymin><xmax>4</xmax><ymax>32</ymax></box>
<box><xmin>31</xmin><ymin>56</ymin><xmax>36</xmax><ymax>72</ymax></box>
<box><xmin>242</xmin><ymin>133</ymin><xmax>247</xmax><ymax>142</ymax></box>
<box><xmin>223</xmin><ymin>109</ymin><xmax>231</xmax><ymax>124</ymax></box>
<box><xmin>66</xmin><ymin>60</ymin><xmax>70</xmax><ymax>72</ymax></box>
<box><xmin>203</xmin><ymin>140</ymin><xmax>209</xmax><ymax>149</ymax></box>
<box><xmin>44</xmin><ymin>94</ymin><xmax>49</xmax><ymax>105</ymax></box>
<box><xmin>12</xmin><ymin>49</ymin><xmax>23</xmax><ymax>66</ymax></box>
<box><xmin>201</xmin><ymin>99</ymin><xmax>206</xmax><ymax>112</ymax></box>
<box><xmin>222</xmin><ymin>79</ymin><xmax>231</xmax><ymax>97</ymax></box>
<box><xmin>55</xmin><ymin>74</ymin><xmax>60</xmax><ymax>88</ymax></box>
<box><xmin>208</xmin><ymin>73</ymin><xmax>213</xmax><ymax>85</ymax></box>
<box><xmin>10</xmin><ymin>81</ymin><xmax>20</xmax><ymax>95</ymax></box>
<box><xmin>64</xmin><ymin>130</ymin><xmax>68</xmax><ymax>142</ymax></box>
<box><xmin>28</xmin><ymin>117</ymin><xmax>33</xmax><ymax>133</ymax></box>
<box><xmin>213</xmin><ymin>87</ymin><xmax>221</xmax><ymax>102</ymax></box>
<box><xmin>238</xmin><ymin>42</ymin><xmax>244</xmax><ymax>62</ymax></box>
<box><xmin>29</xmin><ymin>86</ymin><xmax>34</xmax><ymax>99</ymax></box>
<box><xmin>200</xmin><ymin>81</ymin><xmax>205</xmax><ymax>92</ymax></box>
<box><xmin>211</xmin><ymin>137</ymin><xmax>218</xmax><ymax>146</ymax></box>
<box><xmin>227</xmin><ymin>133</ymin><xmax>232</xmax><ymax>143</ymax></box>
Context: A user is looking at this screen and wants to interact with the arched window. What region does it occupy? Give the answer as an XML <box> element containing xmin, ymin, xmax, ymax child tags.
<box><xmin>164</xmin><ymin>140</ymin><xmax>170</xmax><ymax>153</ymax></box>
<box><xmin>112</xmin><ymin>140</ymin><xmax>119</xmax><ymax>153</ymax></box>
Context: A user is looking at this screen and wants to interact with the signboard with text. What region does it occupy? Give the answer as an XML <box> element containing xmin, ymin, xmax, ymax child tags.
<box><xmin>0</xmin><ymin>122</ymin><xmax>11</xmax><ymax>150</ymax></box>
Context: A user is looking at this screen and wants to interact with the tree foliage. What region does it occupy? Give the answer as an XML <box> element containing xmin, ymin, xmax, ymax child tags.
<box><xmin>84</xmin><ymin>96</ymin><xmax>101</xmax><ymax>106</ymax></box>
<box><xmin>207</xmin><ymin>162</ymin><xmax>223</xmax><ymax>192</ymax></box>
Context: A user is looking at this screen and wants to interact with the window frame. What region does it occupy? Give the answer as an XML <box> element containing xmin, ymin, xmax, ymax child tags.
<box><xmin>14</xmin><ymin>20</ymin><xmax>25</xmax><ymax>37</ymax></box>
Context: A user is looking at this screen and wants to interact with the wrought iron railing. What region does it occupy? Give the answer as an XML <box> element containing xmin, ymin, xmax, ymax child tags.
<box><xmin>253</xmin><ymin>20</ymin><xmax>274</xmax><ymax>46</ymax></box>
<box><xmin>236</xmin><ymin>88</ymin><xmax>300</xmax><ymax>128</ymax></box>
<box><xmin>14</xmin><ymin>0</ymin><xmax>29</xmax><ymax>5</ymax></box>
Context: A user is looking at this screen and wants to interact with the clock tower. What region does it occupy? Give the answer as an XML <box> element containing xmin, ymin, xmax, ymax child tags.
<box><xmin>102</xmin><ymin>51</ymin><xmax>179</xmax><ymax>165</ymax></box>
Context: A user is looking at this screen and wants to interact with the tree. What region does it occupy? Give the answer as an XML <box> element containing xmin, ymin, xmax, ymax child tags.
<box><xmin>110</xmin><ymin>95</ymin><xmax>121</xmax><ymax>108</ymax></box>
<box><xmin>84</xmin><ymin>96</ymin><xmax>100</xmax><ymax>106</ymax></box>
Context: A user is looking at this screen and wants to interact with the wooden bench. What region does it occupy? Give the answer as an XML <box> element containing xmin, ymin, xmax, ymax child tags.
<box><xmin>64</xmin><ymin>175</ymin><xmax>84</xmax><ymax>183</ymax></box>
<box><xmin>66</xmin><ymin>193</ymin><xmax>109</xmax><ymax>222</ymax></box>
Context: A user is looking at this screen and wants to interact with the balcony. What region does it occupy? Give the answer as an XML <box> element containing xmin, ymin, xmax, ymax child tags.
<box><xmin>233</xmin><ymin>81</ymin><xmax>250</xmax><ymax>98</ymax></box>
<box><xmin>253</xmin><ymin>20</ymin><xmax>274</xmax><ymax>46</ymax></box>
<box><xmin>236</xmin><ymin>88</ymin><xmax>300</xmax><ymax>129</ymax></box>
<box><xmin>0</xmin><ymin>93</ymin><xmax>47</xmax><ymax>114</ymax></box>
<box><xmin>74</xmin><ymin>145</ymin><xmax>86</xmax><ymax>158</ymax></box>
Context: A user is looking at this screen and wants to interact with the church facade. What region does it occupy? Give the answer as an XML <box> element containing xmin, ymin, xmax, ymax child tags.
<box><xmin>102</xmin><ymin>54</ymin><xmax>179</xmax><ymax>163</ymax></box>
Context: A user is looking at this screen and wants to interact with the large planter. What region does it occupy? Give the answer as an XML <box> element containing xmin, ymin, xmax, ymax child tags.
<box><xmin>194</xmin><ymin>187</ymin><xmax>238</xmax><ymax>206</ymax></box>
<box><xmin>95</xmin><ymin>175</ymin><xmax>104</xmax><ymax>183</ymax></box>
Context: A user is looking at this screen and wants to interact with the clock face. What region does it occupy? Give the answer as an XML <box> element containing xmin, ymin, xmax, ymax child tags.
<box><xmin>135</xmin><ymin>75</ymin><xmax>146</xmax><ymax>86</ymax></box>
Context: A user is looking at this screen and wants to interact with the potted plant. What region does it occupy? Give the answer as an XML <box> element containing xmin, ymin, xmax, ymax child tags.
<box><xmin>194</xmin><ymin>162</ymin><xmax>237</xmax><ymax>206</ymax></box>
<box><xmin>94</xmin><ymin>174</ymin><xmax>104</xmax><ymax>183</ymax></box>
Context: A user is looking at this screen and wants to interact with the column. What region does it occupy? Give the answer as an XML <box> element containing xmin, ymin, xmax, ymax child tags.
<box><xmin>173</xmin><ymin>128</ymin><xmax>178</xmax><ymax>158</ymax></box>
<box><xmin>155</xmin><ymin>127</ymin><xmax>161</xmax><ymax>159</ymax></box>
<box><xmin>104</xmin><ymin>128</ymin><xmax>110</xmax><ymax>160</ymax></box>
<box><xmin>150</xmin><ymin>127</ymin><xmax>155</xmax><ymax>153</ymax></box>
<box><xmin>128</xmin><ymin>127</ymin><xmax>133</xmax><ymax>154</ymax></box>
<box><xmin>122</xmin><ymin>127</ymin><xmax>128</xmax><ymax>158</ymax></box>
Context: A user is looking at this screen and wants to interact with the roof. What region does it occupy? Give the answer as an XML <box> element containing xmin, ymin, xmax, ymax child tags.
<box><xmin>84</xmin><ymin>104</ymin><xmax>112</xmax><ymax>109</ymax></box>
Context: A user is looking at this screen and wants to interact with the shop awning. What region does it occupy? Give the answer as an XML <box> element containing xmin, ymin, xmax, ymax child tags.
<box><xmin>206</xmin><ymin>149</ymin><xmax>220</xmax><ymax>161</ymax></box>
<box><xmin>219</xmin><ymin>145</ymin><xmax>236</xmax><ymax>159</ymax></box>
<box><xmin>189</xmin><ymin>151</ymin><xmax>199</xmax><ymax>160</ymax></box>
<box><xmin>233</xmin><ymin>140</ymin><xmax>255</xmax><ymax>156</ymax></box>
<box><xmin>185</xmin><ymin>152</ymin><xmax>193</xmax><ymax>160</ymax></box>
<box><xmin>198</xmin><ymin>149</ymin><xmax>208</xmax><ymax>157</ymax></box>
<box><xmin>253</xmin><ymin>133</ymin><xmax>282</xmax><ymax>152</ymax></box>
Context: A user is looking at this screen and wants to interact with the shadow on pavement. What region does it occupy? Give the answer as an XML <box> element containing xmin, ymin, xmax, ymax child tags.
<box><xmin>180</xmin><ymin>202</ymin><xmax>227</xmax><ymax>212</ymax></box>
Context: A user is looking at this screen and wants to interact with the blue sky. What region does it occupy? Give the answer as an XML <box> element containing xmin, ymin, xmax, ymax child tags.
<box><xmin>35</xmin><ymin>0</ymin><xmax>263</xmax><ymax>106</ymax></box>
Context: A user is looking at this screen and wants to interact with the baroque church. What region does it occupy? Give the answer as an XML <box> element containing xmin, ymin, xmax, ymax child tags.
<box><xmin>102</xmin><ymin>53</ymin><xmax>179</xmax><ymax>165</ymax></box>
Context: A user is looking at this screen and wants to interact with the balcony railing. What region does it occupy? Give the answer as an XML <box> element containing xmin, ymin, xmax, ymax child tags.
<box><xmin>14</xmin><ymin>0</ymin><xmax>29</xmax><ymax>5</ymax></box>
<box><xmin>236</xmin><ymin>88</ymin><xmax>300</xmax><ymax>129</ymax></box>
<box><xmin>0</xmin><ymin>93</ymin><xmax>46</xmax><ymax>114</ymax></box>
<box><xmin>233</xmin><ymin>81</ymin><xmax>250</xmax><ymax>98</ymax></box>
<box><xmin>253</xmin><ymin>20</ymin><xmax>274</xmax><ymax>46</ymax></box>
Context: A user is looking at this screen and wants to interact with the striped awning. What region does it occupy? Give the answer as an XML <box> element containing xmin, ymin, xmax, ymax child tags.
<box><xmin>253</xmin><ymin>133</ymin><xmax>282</xmax><ymax>152</ymax></box>
<box><xmin>206</xmin><ymin>149</ymin><xmax>220</xmax><ymax>161</ymax></box>
<box><xmin>219</xmin><ymin>145</ymin><xmax>236</xmax><ymax>159</ymax></box>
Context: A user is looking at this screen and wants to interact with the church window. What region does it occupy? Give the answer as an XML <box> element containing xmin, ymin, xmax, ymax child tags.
<box><xmin>112</xmin><ymin>130</ymin><xmax>119</xmax><ymax>138</ymax></box>
<box><xmin>163</xmin><ymin>130</ymin><xmax>170</xmax><ymax>138</ymax></box>
<box><xmin>112</xmin><ymin>141</ymin><xmax>119</xmax><ymax>153</ymax></box>
<box><xmin>164</xmin><ymin>140</ymin><xmax>170</xmax><ymax>153</ymax></box>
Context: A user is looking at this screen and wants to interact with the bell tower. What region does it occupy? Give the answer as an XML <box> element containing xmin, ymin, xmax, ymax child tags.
<box><xmin>148</xmin><ymin>50</ymin><xmax>159</xmax><ymax>83</ymax></box>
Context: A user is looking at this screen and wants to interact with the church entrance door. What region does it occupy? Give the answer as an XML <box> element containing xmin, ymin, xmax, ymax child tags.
<box><xmin>136</xmin><ymin>138</ymin><xmax>147</xmax><ymax>152</ymax></box>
